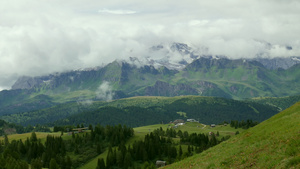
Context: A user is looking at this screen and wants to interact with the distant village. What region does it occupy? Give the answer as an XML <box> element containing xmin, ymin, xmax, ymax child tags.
<box><xmin>169</xmin><ymin>118</ymin><xmax>226</xmax><ymax>129</ymax></box>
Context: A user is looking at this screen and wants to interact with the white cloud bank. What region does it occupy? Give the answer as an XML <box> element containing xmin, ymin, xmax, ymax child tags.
<box><xmin>1</xmin><ymin>0</ymin><xmax>300</xmax><ymax>90</ymax></box>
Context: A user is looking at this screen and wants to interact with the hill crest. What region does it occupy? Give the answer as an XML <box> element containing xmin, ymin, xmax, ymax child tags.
<box><xmin>163</xmin><ymin>101</ymin><xmax>300</xmax><ymax>168</ymax></box>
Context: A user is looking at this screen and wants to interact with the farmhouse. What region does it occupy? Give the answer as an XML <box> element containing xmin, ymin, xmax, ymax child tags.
<box><xmin>173</xmin><ymin>119</ymin><xmax>185</xmax><ymax>124</ymax></box>
<box><xmin>156</xmin><ymin>160</ymin><xmax>166</xmax><ymax>168</ymax></box>
<box><xmin>187</xmin><ymin>119</ymin><xmax>199</xmax><ymax>122</ymax></box>
<box><xmin>72</xmin><ymin>127</ymin><xmax>88</xmax><ymax>133</ymax></box>
<box><xmin>210</xmin><ymin>124</ymin><xmax>216</xmax><ymax>127</ymax></box>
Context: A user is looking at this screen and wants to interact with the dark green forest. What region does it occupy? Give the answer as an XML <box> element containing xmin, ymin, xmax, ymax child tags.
<box><xmin>0</xmin><ymin>123</ymin><xmax>241</xmax><ymax>169</ymax></box>
<box><xmin>0</xmin><ymin>119</ymin><xmax>50</xmax><ymax>136</ymax></box>
<box><xmin>0</xmin><ymin>124</ymin><xmax>133</xmax><ymax>169</ymax></box>
<box><xmin>96</xmin><ymin>127</ymin><xmax>231</xmax><ymax>169</ymax></box>
<box><xmin>53</xmin><ymin>98</ymin><xmax>278</xmax><ymax>127</ymax></box>
<box><xmin>1</xmin><ymin>96</ymin><xmax>283</xmax><ymax>128</ymax></box>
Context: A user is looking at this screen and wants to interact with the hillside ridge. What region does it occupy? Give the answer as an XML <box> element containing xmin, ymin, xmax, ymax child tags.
<box><xmin>163</xmin><ymin>101</ymin><xmax>300</xmax><ymax>168</ymax></box>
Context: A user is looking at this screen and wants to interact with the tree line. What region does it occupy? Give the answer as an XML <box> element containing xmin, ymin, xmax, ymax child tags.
<box><xmin>0</xmin><ymin>124</ymin><xmax>134</xmax><ymax>168</ymax></box>
<box><xmin>0</xmin><ymin>119</ymin><xmax>51</xmax><ymax>136</ymax></box>
<box><xmin>230</xmin><ymin>119</ymin><xmax>259</xmax><ymax>129</ymax></box>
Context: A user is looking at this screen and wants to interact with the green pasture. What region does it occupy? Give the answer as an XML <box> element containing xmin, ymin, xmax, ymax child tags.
<box><xmin>0</xmin><ymin>132</ymin><xmax>61</xmax><ymax>143</ymax></box>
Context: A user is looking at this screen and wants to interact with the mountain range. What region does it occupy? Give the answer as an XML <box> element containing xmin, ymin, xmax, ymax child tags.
<box><xmin>1</xmin><ymin>43</ymin><xmax>300</xmax><ymax>115</ymax></box>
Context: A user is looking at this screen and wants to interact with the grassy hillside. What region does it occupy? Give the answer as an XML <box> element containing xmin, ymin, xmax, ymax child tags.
<box><xmin>250</xmin><ymin>95</ymin><xmax>300</xmax><ymax>111</ymax></box>
<box><xmin>0</xmin><ymin>132</ymin><xmax>61</xmax><ymax>143</ymax></box>
<box><xmin>163</xmin><ymin>102</ymin><xmax>300</xmax><ymax>169</ymax></box>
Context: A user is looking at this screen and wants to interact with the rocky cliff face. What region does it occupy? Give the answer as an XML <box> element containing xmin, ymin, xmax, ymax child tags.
<box><xmin>147</xmin><ymin>42</ymin><xmax>300</xmax><ymax>70</ymax></box>
<box><xmin>252</xmin><ymin>56</ymin><xmax>300</xmax><ymax>70</ymax></box>
<box><xmin>11</xmin><ymin>76</ymin><xmax>44</xmax><ymax>90</ymax></box>
<box><xmin>144</xmin><ymin>81</ymin><xmax>199</xmax><ymax>96</ymax></box>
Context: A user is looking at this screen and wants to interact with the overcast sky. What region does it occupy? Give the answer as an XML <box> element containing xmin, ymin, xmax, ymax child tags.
<box><xmin>1</xmin><ymin>0</ymin><xmax>300</xmax><ymax>90</ymax></box>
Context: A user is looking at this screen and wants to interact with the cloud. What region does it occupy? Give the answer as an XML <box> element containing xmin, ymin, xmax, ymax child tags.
<box><xmin>77</xmin><ymin>99</ymin><xmax>94</xmax><ymax>106</ymax></box>
<box><xmin>95</xmin><ymin>81</ymin><xmax>114</xmax><ymax>101</ymax></box>
<box><xmin>99</xmin><ymin>8</ymin><xmax>137</xmax><ymax>15</ymax></box>
<box><xmin>1</xmin><ymin>0</ymin><xmax>300</xmax><ymax>90</ymax></box>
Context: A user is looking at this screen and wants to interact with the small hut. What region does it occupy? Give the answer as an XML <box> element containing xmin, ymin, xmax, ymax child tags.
<box><xmin>156</xmin><ymin>160</ymin><xmax>166</xmax><ymax>168</ymax></box>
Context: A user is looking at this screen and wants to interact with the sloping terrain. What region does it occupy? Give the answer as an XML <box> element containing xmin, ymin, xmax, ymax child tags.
<box><xmin>163</xmin><ymin>101</ymin><xmax>300</xmax><ymax>168</ymax></box>
<box><xmin>251</xmin><ymin>95</ymin><xmax>300</xmax><ymax>111</ymax></box>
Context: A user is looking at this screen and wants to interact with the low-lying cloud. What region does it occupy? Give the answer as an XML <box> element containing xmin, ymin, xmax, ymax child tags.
<box><xmin>1</xmin><ymin>0</ymin><xmax>300</xmax><ymax>90</ymax></box>
<box><xmin>95</xmin><ymin>81</ymin><xmax>114</xmax><ymax>101</ymax></box>
<box><xmin>77</xmin><ymin>99</ymin><xmax>94</xmax><ymax>106</ymax></box>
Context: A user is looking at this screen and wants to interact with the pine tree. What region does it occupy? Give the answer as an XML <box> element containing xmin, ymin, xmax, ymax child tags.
<box><xmin>97</xmin><ymin>144</ymin><xmax>102</xmax><ymax>154</ymax></box>
<box><xmin>179</xmin><ymin>145</ymin><xmax>183</xmax><ymax>158</ymax></box>
<box><xmin>31</xmin><ymin>158</ymin><xmax>43</xmax><ymax>169</ymax></box>
<box><xmin>49</xmin><ymin>158</ymin><xmax>59</xmax><ymax>169</ymax></box>
<box><xmin>30</xmin><ymin>132</ymin><xmax>38</xmax><ymax>142</ymax></box>
<box><xmin>74</xmin><ymin>144</ymin><xmax>79</xmax><ymax>154</ymax></box>
<box><xmin>41</xmin><ymin>152</ymin><xmax>48</xmax><ymax>168</ymax></box>
<box><xmin>170</xmin><ymin>146</ymin><xmax>177</xmax><ymax>159</ymax></box>
<box><xmin>60</xmin><ymin>156</ymin><xmax>66</xmax><ymax>169</ymax></box>
<box><xmin>66</xmin><ymin>156</ymin><xmax>72</xmax><ymax>169</ymax></box>
<box><xmin>106</xmin><ymin>146</ymin><xmax>114</xmax><ymax>168</ymax></box>
<box><xmin>96</xmin><ymin>158</ymin><xmax>105</xmax><ymax>169</ymax></box>
<box><xmin>210</xmin><ymin>134</ymin><xmax>218</xmax><ymax>146</ymax></box>
<box><xmin>142</xmin><ymin>161</ymin><xmax>150</xmax><ymax>169</ymax></box>
<box><xmin>123</xmin><ymin>152</ymin><xmax>132</xmax><ymax>169</ymax></box>
<box><xmin>4</xmin><ymin>135</ymin><xmax>9</xmax><ymax>146</ymax></box>
<box><xmin>18</xmin><ymin>140</ymin><xmax>26</xmax><ymax>155</ymax></box>
<box><xmin>116</xmin><ymin>150</ymin><xmax>124</xmax><ymax>167</ymax></box>
<box><xmin>188</xmin><ymin>145</ymin><xmax>191</xmax><ymax>155</ymax></box>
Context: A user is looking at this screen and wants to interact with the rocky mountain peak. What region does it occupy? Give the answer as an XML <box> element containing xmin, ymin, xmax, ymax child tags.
<box><xmin>11</xmin><ymin>76</ymin><xmax>43</xmax><ymax>90</ymax></box>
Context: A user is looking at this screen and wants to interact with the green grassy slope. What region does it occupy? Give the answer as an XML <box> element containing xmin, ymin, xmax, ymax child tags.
<box><xmin>0</xmin><ymin>132</ymin><xmax>61</xmax><ymax>143</ymax></box>
<box><xmin>250</xmin><ymin>95</ymin><xmax>300</xmax><ymax>111</ymax></box>
<box><xmin>163</xmin><ymin>102</ymin><xmax>300</xmax><ymax>169</ymax></box>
